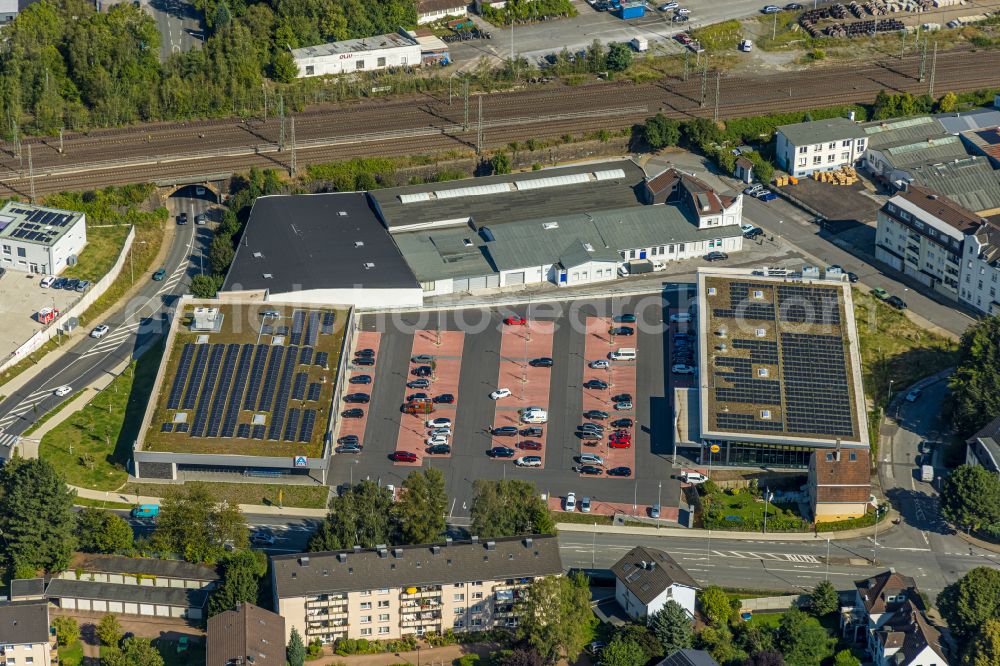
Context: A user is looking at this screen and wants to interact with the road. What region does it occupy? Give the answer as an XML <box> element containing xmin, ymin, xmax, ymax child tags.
<box><xmin>143</xmin><ymin>0</ymin><xmax>203</xmax><ymax>62</ymax></box>
<box><xmin>0</xmin><ymin>191</ymin><xmax>214</xmax><ymax>437</ymax></box>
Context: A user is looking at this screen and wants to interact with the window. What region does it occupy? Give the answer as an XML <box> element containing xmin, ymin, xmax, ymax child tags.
<box><xmin>305</xmin><ymin>65</ymin><xmax>314</xmax><ymax>75</ymax></box>
<box><xmin>378</xmin><ymin>627</ymin><xmax>390</xmax><ymax>635</ymax></box>
<box><xmin>470</xmin><ymin>619</ymin><xmax>483</xmax><ymax>627</ymax></box>
<box><xmin>840</xmin><ymin>152</ymin><xmax>850</xmax><ymax>160</ymax></box>
<box><xmin>677</xmin><ymin>244</ymin><xmax>684</xmax><ymax>252</ymax></box>
<box><xmin>1</xmin><ymin>244</ymin><xmax>9</xmax><ymax>255</ymax></box>
<box><xmin>454</xmin><ymin>607</ymin><xmax>464</xmax><ymax>615</ymax></box>
<box><xmin>827</xmin><ymin>154</ymin><xmax>836</xmax><ymax>163</ymax></box>
<box><xmin>360</xmin><ymin>591</ymin><xmax>371</xmax><ymax>596</ymax></box>
<box><xmin>356</xmin><ymin>60</ymin><xmax>365</xmax><ymax>70</ymax></box>
<box><xmin>361</xmin><ymin>628</ymin><xmax>372</xmax><ymax>636</ymax></box>
<box><xmin>715</xmin><ymin>238</ymin><xmax>722</xmax><ymax>246</ymax></box>
<box><xmin>379</xmin><ymin>614</ymin><xmax>390</xmax><ymax>622</ymax></box>
<box><xmin>361</xmin><ymin>615</ymin><xmax>372</xmax><ymax>623</ymax></box>
<box><xmin>813</xmin><ymin>156</ymin><xmax>822</xmax><ymax>165</ymax></box>
<box><xmin>798</xmin><ymin>146</ymin><xmax>807</xmax><ymax>154</ymax></box>
<box><xmin>473</xmin><ymin>581</ymin><xmax>483</xmax><ymax>586</ymax></box>
<box><xmin>668</xmin><ymin>244</ymin><xmax>674</xmax><ymax>253</ymax></box>
<box><xmin>360</xmin><ymin>602</ymin><xmax>372</xmax><ymax>610</ymax></box>
<box><xmin>378</xmin><ymin>589</ymin><xmax>389</xmax><ymax>594</ymax></box>
<box><xmin>753</xmin><ymin>290</ymin><xmax>763</xmax><ymax>298</ymax></box>
<box><xmin>842</xmin><ymin>140</ymin><xmax>851</xmax><ymax>147</ymax></box>
<box><xmin>472</xmin><ymin>592</ymin><xmax>484</xmax><ymax>599</ymax></box>
<box><xmin>828</xmin><ymin>142</ymin><xmax>836</xmax><ymax>150</ymax></box>
<box><xmin>454</xmin><ymin>593</ymin><xmax>465</xmax><ymax>602</ymax></box>
<box><xmin>629</xmin><ymin>250</ymin><xmax>636</xmax><ymax>259</ymax></box>
<box><xmin>857</xmin><ymin>139</ymin><xmax>866</xmax><ymax>148</ymax></box>
<box><xmin>849</xmin><ymin>451</ymin><xmax>857</xmax><ymax>461</ymax></box>
<box><xmin>708</xmin><ymin>287</ymin><xmax>717</xmax><ymax>296</ymax></box>
<box><xmin>378</xmin><ymin>600</ymin><xmax>390</xmax><ymax>608</ymax></box>
<box><xmin>826</xmin><ymin>452</ymin><xmax>834</xmax><ymax>462</ymax></box>
<box><xmin>377</xmin><ymin>57</ymin><xmax>386</xmax><ymax>67</ymax></box>
<box><xmin>797</xmin><ymin>157</ymin><xmax>807</xmax><ymax>167</ymax></box>
<box><xmin>755</xmin><ymin>328</ymin><xmax>765</xmax><ymax>337</ymax></box>
<box><xmin>16</xmin><ymin>247</ymin><xmax>25</xmax><ymax>257</ymax></box>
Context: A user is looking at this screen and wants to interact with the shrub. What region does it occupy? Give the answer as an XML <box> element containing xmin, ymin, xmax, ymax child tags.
<box><xmin>455</xmin><ymin>655</ymin><xmax>481</xmax><ymax>666</ymax></box>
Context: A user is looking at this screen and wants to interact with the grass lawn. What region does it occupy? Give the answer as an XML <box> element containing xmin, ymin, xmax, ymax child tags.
<box><xmin>73</xmin><ymin>495</ymin><xmax>136</xmax><ymax>510</ymax></box>
<box><xmin>63</xmin><ymin>225</ymin><xmax>131</xmax><ymax>282</ymax></box>
<box><xmin>155</xmin><ymin>637</ymin><xmax>206</xmax><ymax>666</ymax></box>
<box><xmin>22</xmin><ymin>388</ymin><xmax>81</xmax><ymax>435</ymax></box>
<box><xmin>747</xmin><ymin>612</ymin><xmax>784</xmax><ymax>629</ymax></box>
<box><xmin>58</xmin><ymin>639</ymin><xmax>85</xmax><ymax>666</ymax></box>
<box><xmin>121</xmin><ymin>481</ymin><xmax>331</xmax><ymax>509</ymax></box>
<box><xmin>38</xmin><ymin>341</ymin><xmax>164</xmax><ymax>491</ymax></box>
<box><xmin>702</xmin><ymin>488</ymin><xmax>807</xmax><ymax>532</ymax></box>
<box><xmin>690</xmin><ymin>19</ymin><xmax>742</xmax><ymax>53</ymax></box>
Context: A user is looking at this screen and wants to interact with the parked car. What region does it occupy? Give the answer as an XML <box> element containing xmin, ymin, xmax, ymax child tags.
<box><xmin>784</xmin><ymin>2</ymin><xmax>803</xmax><ymax>8</ymax></box>
<box><xmin>152</xmin><ymin>267</ymin><xmax>166</xmax><ymax>281</ymax></box>
<box><xmin>427</xmin><ymin>444</ymin><xmax>452</xmax><ymax>455</ymax></box>
<box><xmin>341</xmin><ymin>408</ymin><xmax>364</xmax><ymax>418</ymax></box>
<box><xmin>516</xmin><ymin>455</ymin><xmax>542</xmax><ymax>467</ymax></box>
<box><xmin>40</xmin><ymin>275</ymin><xmax>56</xmax><ymax>288</ymax></box>
<box><xmin>390</xmin><ymin>451</ymin><xmax>418</xmax><ymax>462</ymax></box>
<box><xmin>906</xmin><ymin>388</ymin><xmax>922</xmax><ymax>402</ymax></box>
<box><xmin>886</xmin><ymin>295</ymin><xmax>907</xmax><ymax>310</ymax></box>
<box><xmin>426</xmin><ymin>435</ymin><xmax>450</xmax><ymax>446</ymax></box>
<box><xmin>675</xmin><ymin>6</ymin><xmax>691</xmax><ymax>13</ymax></box>
<box><xmin>54</xmin><ymin>385</ymin><xmax>72</xmax><ymax>397</ymax></box>
<box><xmin>871</xmin><ymin>288</ymin><xmax>889</xmax><ymax>300</ymax></box>
<box><xmin>411</xmin><ymin>354</ymin><xmax>434</xmax><ymax>364</ymax></box>
<box><xmin>344</xmin><ymin>393</ymin><xmax>370</xmax><ymax>403</ymax></box>
<box><xmin>429</xmin><ymin>427</ymin><xmax>452</xmax><ymax>437</ymax></box>
<box><xmin>672</xmin><ymin>364</ymin><xmax>696</xmax><ymax>374</ymax></box>
<box><xmin>578</xmin><ymin>422</ymin><xmax>604</xmax><ymax>432</ymax></box>
<box><xmin>407</xmin><ymin>393</ymin><xmax>429</xmax><ymax>402</ymax></box>
<box><xmin>612</xmin><ymin>393</ymin><xmax>632</xmax><ymax>403</ymax></box>
<box><xmin>584</xmin><ymin>379</ymin><xmax>609</xmax><ymax>390</ymax></box>
<box><xmin>611</xmin><ymin>418</ymin><xmax>633</xmax><ymax>429</ymax></box>
<box><xmin>433</xmin><ymin>394</ymin><xmax>455</xmax><ymax>404</ymax></box>
<box><xmin>529</xmin><ymin>357</ymin><xmax>554</xmax><ymax>367</ymax></box>
<box><xmin>564</xmin><ymin>492</ymin><xmax>577</xmax><ymax>511</ymax></box>
<box><xmin>337</xmin><ymin>435</ymin><xmax>359</xmax><ymax>445</ymax></box>
<box><xmin>589</xmin><ymin>359</ymin><xmax>610</xmax><ymax>369</ymax></box>
<box><xmin>580</xmin><ymin>453</ymin><xmax>605</xmax><ymax>466</ymax></box>
<box><xmin>614</xmin><ymin>400</ymin><xmax>633</xmax><ymax>411</ymax></box>
<box><xmin>194</xmin><ymin>213</ymin><xmax>207</xmax><ymax>225</ymax></box>
<box><xmin>650</xmin><ymin>504</ymin><xmax>661</xmax><ymax>519</ymax></box>
<box><xmin>492</xmin><ymin>426</ymin><xmax>519</xmax><ymax>437</ymax></box>
<box><xmin>490</xmin><ymin>388</ymin><xmax>512</xmax><ymax>400</ymax></box>
<box><xmin>580</xmin><ymin>496</ymin><xmax>592</xmax><ymax>513</ymax></box>
<box><xmin>607</xmin><ymin>466</ymin><xmax>632</xmax><ymax>477</ymax></box>
<box><xmin>744</xmin><ymin>227</ymin><xmax>764</xmax><ymax>239</ymax></box>
<box><xmin>503</xmin><ymin>315</ymin><xmax>527</xmax><ymax>325</ymax></box>
<box><xmin>65</xmin><ymin>278</ymin><xmax>80</xmax><ymax>291</ymax></box>
<box><xmin>681</xmin><ymin>471</ymin><xmax>708</xmax><ymax>484</ymax></box>
<box><xmin>584</xmin><ymin>409</ymin><xmax>609</xmax><ymax>420</ymax></box>
<box><xmin>614</xmin><ymin>314</ymin><xmax>637</xmax><ymax>323</ymax></box>
<box><xmin>609</xmin><ymin>326</ymin><xmax>634</xmax><ymax>336</ymax></box>
<box><xmin>75</xmin><ymin>280</ymin><xmax>91</xmax><ymax>292</ymax></box>
<box><xmin>250</xmin><ymin>531</ymin><xmax>276</xmax><ymax>546</ymax></box>
<box><xmin>349</xmin><ymin>375</ymin><xmax>372</xmax><ymax>384</ymax></box>
<box><xmin>577</xmin><ymin>465</ymin><xmax>604</xmax><ymax>476</ymax></box>
<box><xmin>426</xmin><ymin>417</ymin><xmax>452</xmax><ymax>428</ymax></box>
<box><xmin>355</xmin><ymin>348</ymin><xmax>375</xmax><ymax>357</ymax></box>
<box><xmin>407</xmin><ymin>379</ymin><xmax>430</xmax><ymax>389</ymax></box>
<box><xmin>761</xmin><ymin>4</ymin><xmax>782</xmax><ymax>12</ymax></box>
<box><xmin>90</xmin><ymin>324</ymin><xmax>110</xmax><ymax>339</ymax></box>
<box><xmin>658</xmin><ymin>1</ymin><xmax>678</xmax><ymax>8</ymax></box>
<box><xmin>518</xmin><ymin>441</ymin><xmax>543</xmax><ymax>451</ymax></box>
<box><xmin>609</xmin><ymin>438</ymin><xmax>632</xmax><ymax>449</ymax></box>
<box><xmin>672</xmin><ymin>14</ymin><xmax>689</xmax><ymax>21</ymax></box>
<box><xmin>412</xmin><ymin>365</ymin><xmax>433</xmax><ymax>377</ymax></box>
<box><xmin>758</xmin><ymin>191</ymin><xmax>779</xmax><ymax>202</ymax></box>
<box><xmin>489</xmin><ymin>446</ymin><xmax>516</xmax><ymax>458</ymax></box>
<box><xmin>52</xmin><ymin>277</ymin><xmax>68</xmax><ymax>289</ymax></box>
<box><xmin>704</xmin><ymin>251</ymin><xmax>729</xmax><ymax>262</ymax></box>
<box><xmin>846</xmin><ymin>272</ymin><xmax>859</xmax><ymax>283</ymax></box>
<box><xmin>521</xmin><ymin>427</ymin><xmax>543</xmax><ymax>437</ymax></box>
<box><xmin>337</xmin><ymin>444</ymin><xmax>363</xmax><ymax>454</ymax></box>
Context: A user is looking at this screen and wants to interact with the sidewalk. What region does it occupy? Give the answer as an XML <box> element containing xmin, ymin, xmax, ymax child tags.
<box><xmin>71</xmin><ymin>483</ymin><xmax>329</xmax><ymax>518</ymax></box>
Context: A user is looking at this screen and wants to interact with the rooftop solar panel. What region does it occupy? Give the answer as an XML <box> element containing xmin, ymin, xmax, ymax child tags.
<box><xmin>251</xmin><ymin>425</ymin><xmax>265</xmax><ymax>439</ymax></box>
<box><xmin>237</xmin><ymin>423</ymin><xmax>251</xmax><ymax>438</ymax></box>
<box><xmin>306</xmin><ymin>383</ymin><xmax>321</xmax><ymax>402</ymax></box>
<box><xmin>175</xmin><ymin>423</ymin><xmax>189</xmax><ymax>433</ymax></box>
<box><xmin>161</xmin><ymin>423</ymin><xmax>173</xmax><ymax>432</ymax></box>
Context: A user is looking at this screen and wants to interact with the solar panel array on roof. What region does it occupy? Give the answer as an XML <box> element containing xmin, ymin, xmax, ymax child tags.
<box><xmin>713</xmin><ymin>283</ymin><xmax>776</xmax><ymax>321</ymax></box>
<box><xmin>777</xmin><ymin>285</ymin><xmax>841</xmax><ymax>325</ymax></box>
<box><xmin>717</xmin><ymin>413</ymin><xmax>785</xmax><ymax>432</ymax></box>
<box><xmin>780</xmin><ymin>333</ymin><xmax>855</xmax><ymax>437</ymax></box>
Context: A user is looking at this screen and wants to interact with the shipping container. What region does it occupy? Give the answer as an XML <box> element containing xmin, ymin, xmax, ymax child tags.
<box><xmin>628</xmin><ymin>259</ymin><xmax>654</xmax><ymax>274</ymax></box>
<box><xmin>619</xmin><ymin>2</ymin><xmax>645</xmax><ymax>18</ymax></box>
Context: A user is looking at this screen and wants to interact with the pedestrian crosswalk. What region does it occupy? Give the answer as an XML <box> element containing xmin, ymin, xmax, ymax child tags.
<box><xmin>0</xmin><ymin>388</ymin><xmax>56</xmax><ymax>430</ymax></box>
<box><xmin>693</xmin><ymin>550</ymin><xmax>821</xmax><ymax>564</ymax></box>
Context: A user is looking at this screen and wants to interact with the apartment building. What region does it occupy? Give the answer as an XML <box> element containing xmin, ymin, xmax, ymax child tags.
<box><xmin>0</xmin><ymin>599</ymin><xmax>52</xmax><ymax>666</ymax></box>
<box><xmin>958</xmin><ymin>213</ymin><xmax>1000</xmax><ymax>314</ymax></box>
<box><xmin>875</xmin><ymin>186</ymin><xmax>977</xmax><ymax>301</ymax></box>
<box><xmin>775</xmin><ymin>117</ymin><xmax>868</xmax><ymax>177</ymax></box>
<box><xmin>271</xmin><ymin>535</ymin><xmax>562</xmax><ymax>645</ymax></box>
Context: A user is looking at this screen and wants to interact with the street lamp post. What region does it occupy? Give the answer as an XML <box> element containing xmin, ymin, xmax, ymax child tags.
<box><xmin>762</xmin><ymin>486</ymin><xmax>771</xmax><ymax>534</ymax></box>
<box><xmin>871</xmin><ymin>504</ymin><xmax>883</xmax><ymax>564</ymax></box>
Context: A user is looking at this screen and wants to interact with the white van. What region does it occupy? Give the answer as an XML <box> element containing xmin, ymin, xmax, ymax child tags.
<box><xmin>652</xmin><ymin>260</ymin><xmax>667</xmax><ymax>271</ymax></box>
<box><xmin>669</xmin><ymin>312</ymin><xmax>692</xmax><ymax>323</ymax></box>
<box><xmin>521</xmin><ymin>409</ymin><xmax>548</xmax><ymax>424</ymax></box>
<box><xmin>609</xmin><ymin>348</ymin><xmax>637</xmax><ymax>361</ymax></box>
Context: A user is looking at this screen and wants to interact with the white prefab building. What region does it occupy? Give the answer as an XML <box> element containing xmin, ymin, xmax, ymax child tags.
<box><xmin>775</xmin><ymin>117</ymin><xmax>868</xmax><ymax>177</ymax></box>
<box><xmin>611</xmin><ymin>547</ymin><xmax>699</xmax><ymax>620</ymax></box>
<box><xmin>417</xmin><ymin>0</ymin><xmax>468</xmax><ymax>23</ymax></box>
<box><xmin>0</xmin><ymin>201</ymin><xmax>87</xmax><ymax>276</ymax></box>
<box><xmin>292</xmin><ymin>30</ymin><xmax>422</xmax><ymax>78</ymax></box>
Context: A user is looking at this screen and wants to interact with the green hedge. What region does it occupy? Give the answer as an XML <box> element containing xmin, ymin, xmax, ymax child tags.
<box><xmin>815</xmin><ymin>507</ymin><xmax>889</xmax><ymax>533</ymax></box>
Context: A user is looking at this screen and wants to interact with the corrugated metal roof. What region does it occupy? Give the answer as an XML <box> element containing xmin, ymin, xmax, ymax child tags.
<box><xmin>937</xmin><ymin>108</ymin><xmax>1000</xmax><ymax>134</ymax></box>
<box><xmin>392</xmin><ymin>225</ymin><xmax>494</xmax><ymax>282</ymax></box>
<box><xmin>908</xmin><ymin>156</ymin><xmax>1000</xmax><ymax>213</ymax></box>
<box><xmin>881</xmin><ymin>135</ymin><xmax>970</xmax><ymax>169</ymax></box>
<box><xmin>862</xmin><ymin>116</ymin><xmax>948</xmax><ymax>149</ymax></box>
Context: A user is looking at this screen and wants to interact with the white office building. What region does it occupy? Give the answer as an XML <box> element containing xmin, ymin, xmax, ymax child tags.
<box><xmin>0</xmin><ymin>201</ymin><xmax>87</xmax><ymax>275</ymax></box>
<box><xmin>775</xmin><ymin>117</ymin><xmax>868</xmax><ymax>177</ymax></box>
<box><xmin>292</xmin><ymin>30</ymin><xmax>422</xmax><ymax>78</ymax></box>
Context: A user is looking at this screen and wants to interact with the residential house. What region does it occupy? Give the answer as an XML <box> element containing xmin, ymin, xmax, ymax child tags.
<box><xmin>958</xmin><ymin>214</ymin><xmax>1000</xmax><ymax>314</ymax></box>
<box><xmin>642</xmin><ymin>168</ymin><xmax>744</xmax><ymax>229</ymax></box>
<box><xmin>656</xmin><ymin>650</ymin><xmax>721</xmax><ymax>666</ymax></box>
<box><xmin>775</xmin><ymin>117</ymin><xmax>868</xmax><ymax>177</ymax></box>
<box><xmin>965</xmin><ymin>415</ymin><xmax>1000</xmax><ymax>475</ymax></box>
<box><xmin>807</xmin><ymin>448</ymin><xmax>871</xmax><ymax>522</ymax></box>
<box><xmin>610</xmin><ymin>546</ymin><xmax>699</xmax><ymax>620</ymax></box>
<box><xmin>207</xmin><ymin>602</ymin><xmax>286</xmax><ymax>666</ymax></box>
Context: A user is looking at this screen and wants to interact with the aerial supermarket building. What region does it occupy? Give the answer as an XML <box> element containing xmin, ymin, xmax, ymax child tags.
<box><xmin>0</xmin><ymin>202</ymin><xmax>87</xmax><ymax>276</ymax></box>
<box><xmin>292</xmin><ymin>30</ymin><xmax>422</xmax><ymax>77</ymax></box>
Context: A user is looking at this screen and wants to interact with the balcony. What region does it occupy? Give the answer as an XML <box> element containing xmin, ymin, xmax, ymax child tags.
<box><xmin>400</xmin><ymin>588</ymin><xmax>442</xmax><ymax>600</ymax></box>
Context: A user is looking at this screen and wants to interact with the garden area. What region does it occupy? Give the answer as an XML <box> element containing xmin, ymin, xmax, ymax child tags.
<box><xmin>697</xmin><ymin>481</ymin><xmax>808</xmax><ymax>532</ymax></box>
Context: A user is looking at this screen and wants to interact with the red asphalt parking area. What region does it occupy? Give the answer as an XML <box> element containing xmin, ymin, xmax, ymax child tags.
<box><xmin>669</xmin><ymin>312</ymin><xmax>697</xmax><ymax>389</ymax></box>
<box><xmin>546</xmin><ymin>496</ymin><xmax>680</xmax><ymax>522</ymax></box>
<box><xmin>490</xmin><ymin>320</ymin><xmax>555</xmax><ymax>468</ymax></box>
<box><xmin>336</xmin><ymin>331</ymin><xmax>381</xmax><ymax>456</ymax></box>
<box><xmin>580</xmin><ymin>317</ymin><xmax>637</xmax><ymax>478</ymax></box>
<box><xmin>393</xmin><ymin>330</ymin><xmax>465</xmax><ymax>467</ymax></box>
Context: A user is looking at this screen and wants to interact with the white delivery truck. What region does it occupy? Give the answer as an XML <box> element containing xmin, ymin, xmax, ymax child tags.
<box><xmin>631</xmin><ymin>36</ymin><xmax>649</xmax><ymax>52</ymax></box>
<box><xmin>920</xmin><ymin>464</ymin><xmax>934</xmax><ymax>483</ymax></box>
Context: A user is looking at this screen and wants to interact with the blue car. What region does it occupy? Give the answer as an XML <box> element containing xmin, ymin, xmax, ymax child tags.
<box><xmin>758</xmin><ymin>191</ymin><xmax>778</xmax><ymax>202</ymax></box>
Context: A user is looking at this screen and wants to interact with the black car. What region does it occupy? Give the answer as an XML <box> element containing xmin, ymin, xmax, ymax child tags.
<box><xmin>584</xmin><ymin>379</ymin><xmax>609</xmax><ymax>390</ymax></box>
<box><xmin>744</xmin><ymin>227</ymin><xmax>764</xmax><ymax>239</ymax></box>
<box><xmin>521</xmin><ymin>427</ymin><xmax>543</xmax><ymax>437</ymax></box>
<box><xmin>489</xmin><ymin>446</ymin><xmax>516</xmax><ymax>458</ymax></box>
<box><xmin>52</xmin><ymin>277</ymin><xmax>68</xmax><ymax>289</ymax></box>
<box><xmin>846</xmin><ymin>271</ymin><xmax>859</xmax><ymax>283</ymax></box>
<box><xmin>411</xmin><ymin>354</ymin><xmax>434</xmax><ymax>364</ymax></box>
<box><xmin>578</xmin><ymin>422</ymin><xmax>604</xmax><ymax>432</ymax></box>
<box><xmin>354</xmin><ymin>357</ymin><xmax>375</xmax><ymax>366</ymax></box>
<box><xmin>529</xmin><ymin>357</ymin><xmax>554</xmax><ymax>368</ymax></box>
<box><xmin>577</xmin><ymin>465</ymin><xmax>603</xmax><ymax>476</ymax></box>
<box><xmin>886</xmin><ymin>295</ymin><xmax>907</xmax><ymax>310</ymax></box>
<box><xmin>614</xmin><ymin>314</ymin><xmax>637</xmax><ymax>323</ymax></box>
<box><xmin>433</xmin><ymin>394</ymin><xmax>455</xmax><ymax>404</ymax></box>
<box><xmin>704</xmin><ymin>251</ymin><xmax>729</xmax><ymax>262</ymax></box>
<box><xmin>177</xmin><ymin>212</ymin><xmax>188</xmax><ymax>225</ymax></box>
<box><xmin>609</xmin><ymin>326</ymin><xmax>634</xmax><ymax>336</ymax></box>
<box><xmin>611</xmin><ymin>418</ymin><xmax>633</xmax><ymax>429</ymax></box>
<box><xmin>65</xmin><ymin>278</ymin><xmax>80</xmax><ymax>291</ymax></box>
<box><xmin>408</xmin><ymin>392</ymin><xmax>429</xmax><ymax>402</ymax></box>
<box><xmin>344</xmin><ymin>393</ymin><xmax>370</xmax><ymax>403</ymax></box>
<box><xmin>412</xmin><ymin>365</ymin><xmax>433</xmax><ymax>377</ymax></box>
<box><xmin>349</xmin><ymin>375</ymin><xmax>372</xmax><ymax>385</ymax></box>
<box><xmin>584</xmin><ymin>409</ymin><xmax>609</xmax><ymax>420</ymax></box>
<box><xmin>493</xmin><ymin>426</ymin><xmax>518</xmax><ymax>437</ymax></box>
<box><xmin>337</xmin><ymin>435</ymin><xmax>359</xmax><ymax>445</ymax></box>
<box><xmin>427</xmin><ymin>444</ymin><xmax>452</xmax><ymax>455</ymax></box>
<box><xmin>612</xmin><ymin>393</ymin><xmax>632</xmax><ymax>403</ymax></box>
<box><xmin>607</xmin><ymin>466</ymin><xmax>632</xmax><ymax>477</ymax></box>
<box><xmin>355</xmin><ymin>348</ymin><xmax>376</xmax><ymax>357</ymax></box>
<box><xmin>341</xmin><ymin>408</ymin><xmax>364</xmax><ymax>418</ymax></box>
<box><xmin>407</xmin><ymin>379</ymin><xmax>430</xmax><ymax>389</ymax></box>
<box><xmin>784</xmin><ymin>2</ymin><xmax>803</xmax><ymax>8</ymax></box>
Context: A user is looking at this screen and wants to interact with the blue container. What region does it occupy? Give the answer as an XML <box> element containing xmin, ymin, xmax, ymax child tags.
<box><xmin>620</xmin><ymin>2</ymin><xmax>644</xmax><ymax>18</ymax></box>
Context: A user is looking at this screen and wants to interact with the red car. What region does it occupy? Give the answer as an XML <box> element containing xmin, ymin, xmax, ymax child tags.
<box><xmin>518</xmin><ymin>441</ymin><xmax>543</xmax><ymax>451</ymax></box>
<box><xmin>609</xmin><ymin>432</ymin><xmax>632</xmax><ymax>449</ymax></box>
<box><xmin>390</xmin><ymin>451</ymin><xmax>418</xmax><ymax>462</ymax></box>
<box><xmin>503</xmin><ymin>316</ymin><xmax>527</xmax><ymax>326</ymax></box>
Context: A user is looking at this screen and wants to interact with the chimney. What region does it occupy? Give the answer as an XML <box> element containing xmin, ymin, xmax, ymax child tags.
<box><xmin>393</xmin><ymin>548</ymin><xmax>403</xmax><ymax>558</ymax></box>
<box><xmin>471</xmin><ymin>535</ymin><xmax>479</xmax><ymax>543</ymax></box>
<box><xmin>337</xmin><ymin>553</ymin><xmax>347</xmax><ymax>563</ymax></box>
<box><xmin>523</xmin><ymin>537</ymin><xmax>533</xmax><ymax>547</ymax></box>
<box><xmin>445</xmin><ymin>537</ymin><xmax>453</xmax><ymax>546</ymax></box>
<box><xmin>486</xmin><ymin>540</ymin><xmax>496</xmax><ymax>551</ymax></box>
<box><xmin>353</xmin><ymin>545</ymin><xmax>362</xmax><ymax>553</ymax></box>
<box><xmin>431</xmin><ymin>545</ymin><xmax>441</xmax><ymax>555</ymax></box>
<box><xmin>299</xmin><ymin>557</ymin><xmax>310</xmax><ymax>567</ymax></box>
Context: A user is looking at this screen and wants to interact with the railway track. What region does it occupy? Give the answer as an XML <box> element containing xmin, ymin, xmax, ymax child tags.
<box><xmin>3</xmin><ymin>48</ymin><xmax>997</xmax><ymax>196</ymax></box>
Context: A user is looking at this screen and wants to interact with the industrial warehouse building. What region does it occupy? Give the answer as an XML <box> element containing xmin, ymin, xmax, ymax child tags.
<box><xmin>372</xmin><ymin>159</ymin><xmax>745</xmax><ymax>297</ymax></box>
<box><xmin>223</xmin><ymin>192</ymin><xmax>422</xmax><ymax>308</ymax></box>
<box><xmin>0</xmin><ymin>201</ymin><xmax>87</xmax><ymax>275</ymax></box>
<box><xmin>293</xmin><ymin>30</ymin><xmax>422</xmax><ymax>77</ymax></box>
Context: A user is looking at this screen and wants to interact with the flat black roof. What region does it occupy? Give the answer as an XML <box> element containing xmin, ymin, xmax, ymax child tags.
<box><xmin>222</xmin><ymin>192</ymin><xmax>419</xmax><ymax>294</ymax></box>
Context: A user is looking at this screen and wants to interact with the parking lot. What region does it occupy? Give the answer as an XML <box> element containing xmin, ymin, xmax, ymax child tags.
<box><xmin>0</xmin><ymin>272</ymin><xmax>83</xmax><ymax>366</ymax></box>
<box><xmin>329</xmin><ymin>292</ymin><xmax>698</xmax><ymax>521</ymax></box>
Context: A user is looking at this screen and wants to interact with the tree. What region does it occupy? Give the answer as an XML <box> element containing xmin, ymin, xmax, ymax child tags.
<box><xmin>776</xmin><ymin>608</ymin><xmax>833</xmax><ymax>666</ymax></box>
<box><xmin>209</xmin><ymin>233</ymin><xmax>236</xmax><ymax>275</ymax></box>
<box><xmin>190</xmin><ymin>273</ymin><xmax>220</xmax><ymax>298</ymax></box>
<box><xmin>698</xmin><ymin>625</ymin><xmax>747</xmax><ymax>665</ymax></box>
<box><xmin>499</xmin><ymin>649</ymin><xmax>544</xmax><ymax>666</ymax></box>
<box><xmin>615</xmin><ymin>623</ymin><xmax>661</xmax><ymax>660</ymax></box>
<box><xmin>648</xmin><ymin>600</ymin><xmax>693</xmax><ymax>655</ymax></box>
<box><xmin>0</xmin><ymin>457</ymin><xmax>77</xmax><ymax>573</ymax></box>
<box><xmin>102</xmin><ymin>637</ymin><xmax>165</xmax><ymax>666</ymax></box>
<box><xmin>681</xmin><ymin>117</ymin><xmax>723</xmax><ymax>149</ymax></box>
<box><xmin>600</xmin><ymin>637</ymin><xmax>647</xmax><ymax>666</ymax></box>
<box><xmin>516</xmin><ymin>572</ymin><xmax>595</xmax><ymax>662</ymax></box>
<box><xmin>937</xmin><ymin>567</ymin><xmax>1000</xmax><ymax>644</ymax></box>
<box><xmin>949</xmin><ymin>316</ymin><xmax>1000</xmax><ymax>436</ymax></box>
<box><xmin>744</xmin><ymin>151</ymin><xmax>775</xmax><ymax>187</ymax></box>
<box><xmin>53</xmin><ymin>616</ymin><xmax>79</xmax><ymax>648</ymax></box>
<box><xmin>470</xmin><ymin>479</ymin><xmax>555</xmax><ymax>538</ymax></box>
<box><xmin>76</xmin><ymin>508</ymin><xmax>133</xmax><ymax>554</ymax></box>
<box><xmin>97</xmin><ymin>614</ymin><xmax>124</xmax><ymax>647</ymax></box>
<box><xmin>208</xmin><ymin>549</ymin><xmax>266</xmax><ymax>616</ymax></box>
<box><xmin>643</xmin><ymin>114</ymin><xmax>681</xmax><ymax>150</ymax></box>
<box><xmin>308</xmin><ymin>480</ymin><xmax>394</xmax><ymax>551</ymax></box>
<box><xmin>491</xmin><ymin>152</ymin><xmax>512</xmax><ymax>175</ymax></box>
<box><xmin>743</xmin><ymin>651</ymin><xmax>785</xmax><ymax>666</ymax></box>
<box><xmin>832</xmin><ymin>649</ymin><xmax>861</xmax><ymax>666</ymax></box>
<box><xmin>287</xmin><ymin>627</ymin><xmax>307</xmax><ymax>666</ymax></box>
<box><xmin>936</xmin><ymin>91</ymin><xmax>958</xmax><ymax>113</ymax></box>
<box><xmin>971</xmin><ymin>618</ymin><xmax>1000</xmax><ymax>666</ymax></box>
<box><xmin>809</xmin><ymin>580</ymin><xmax>839</xmax><ymax>617</ymax></box>
<box><xmin>699</xmin><ymin>586</ymin><xmax>732</xmax><ymax>626</ymax></box>
<box><xmin>939</xmin><ymin>465</ymin><xmax>1000</xmax><ymax>531</ymax></box>
<box><xmin>394</xmin><ymin>469</ymin><xmax>447</xmax><ymax>545</ymax></box>
<box><xmin>606</xmin><ymin>42</ymin><xmax>632</xmax><ymax>72</ymax></box>
<box><xmin>151</xmin><ymin>485</ymin><xmax>248</xmax><ymax>563</ymax></box>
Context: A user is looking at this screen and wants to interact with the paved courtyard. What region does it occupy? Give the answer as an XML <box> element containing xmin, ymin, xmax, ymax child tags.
<box><xmin>0</xmin><ymin>272</ymin><xmax>81</xmax><ymax>365</ymax></box>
